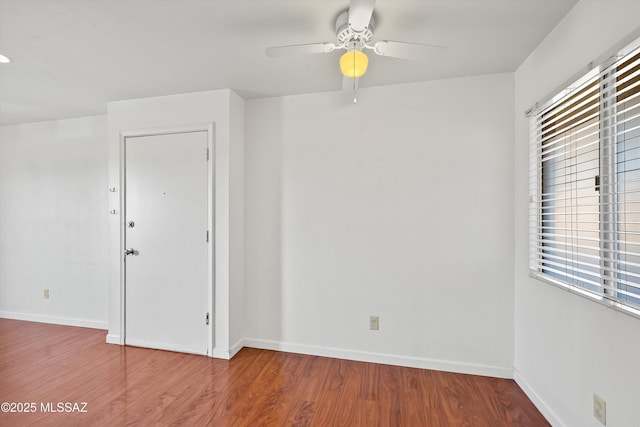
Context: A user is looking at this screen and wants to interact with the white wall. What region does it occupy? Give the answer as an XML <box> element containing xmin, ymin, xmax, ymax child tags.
<box><xmin>514</xmin><ymin>1</ymin><xmax>640</xmax><ymax>426</ymax></box>
<box><xmin>106</xmin><ymin>90</ymin><xmax>244</xmax><ymax>358</ymax></box>
<box><xmin>0</xmin><ymin>115</ymin><xmax>109</xmax><ymax>328</ymax></box>
<box><xmin>244</xmin><ymin>73</ymin><xmax>516</xmax><ymax>376</ymax></box>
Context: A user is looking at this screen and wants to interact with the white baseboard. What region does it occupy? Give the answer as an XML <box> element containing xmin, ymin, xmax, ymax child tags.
<box><xmin>229</xmin><ymin>339</ymin><xmax>244</xmax><ymax>358</ymax></box>
<box><xmin>0</xmin><ymin>310</ymin><xmax>108</xmax><ymax>330</ymax></box>
<box><xmin>211</xmin><ymin>347</ymin><xmax>231</xmax><ymax>359</ymax></box>
<box><xmin>242</xmin><ymin>338</ymin><xmax>513</xmax><ymax>379</ymax></box>
<box><xmin>0</xmin><ymin>312</ymin><xmax>519</xmax><ymax>381</ymax></box>
<box><xmin>514</xmin><ymin>369</ymin><xmax>564</xmax><ymax>427</ymax></box>
<box><xmin>211</xmin><ymin>340</ymin><xmax>245</xmax><ymax>359</ymax></box>
<box><xmin>106</xmin><ymin>334</ymin><xmax>122</xmax><ymax>345</ymax></box>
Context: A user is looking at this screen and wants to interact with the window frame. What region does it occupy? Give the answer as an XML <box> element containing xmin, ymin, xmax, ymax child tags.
<box><xmin>528</xmin><ymin>37</ymin><xmax>640</xmax><ymax>319</ymax></box>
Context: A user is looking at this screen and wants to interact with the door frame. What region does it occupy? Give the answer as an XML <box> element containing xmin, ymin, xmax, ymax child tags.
<box><xmin>118</xmin><ymin>123</ymin><xmax>215</xmax><ymax>356</ymax></box>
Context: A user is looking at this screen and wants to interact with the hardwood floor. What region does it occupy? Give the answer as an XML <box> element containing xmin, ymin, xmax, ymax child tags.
<box><xmin>0</xmin><ymin>319</ymin><xmax>549</xmax><ymax>426</ymax></box>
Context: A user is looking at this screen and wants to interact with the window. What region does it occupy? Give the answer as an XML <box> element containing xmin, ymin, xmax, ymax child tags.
<box><xmin>529</xmin><ymin>39</ymin><xmax>640</xmax><ymax>314</ymax></box>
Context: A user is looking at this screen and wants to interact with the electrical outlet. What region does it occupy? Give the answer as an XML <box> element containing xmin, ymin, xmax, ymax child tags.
<box><xmin>594</xmin><ymin>393</ymin><xmax>606</xmax><ymax>425</ymax></box>
<box><xmin>43</xmin><ymin>288</ymin><xmax>49</xmax><ymax>299</ymax></box>
<box><xmin>369</xmin><ymin>316</ymin><xmax>379</xmax><ymax>331</ymax></box>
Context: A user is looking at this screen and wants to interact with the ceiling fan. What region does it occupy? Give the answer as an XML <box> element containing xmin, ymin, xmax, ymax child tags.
<box><xmin>265</xmin><ymin>0</ymin><xmax>447</xmax><ymax>92</ymax></box>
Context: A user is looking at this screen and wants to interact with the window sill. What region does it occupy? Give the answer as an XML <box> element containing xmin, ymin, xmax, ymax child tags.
<box><xmin>528</xmin><ymin>271</ymin><xmax>640</xmax><ymax>321</ymax></box>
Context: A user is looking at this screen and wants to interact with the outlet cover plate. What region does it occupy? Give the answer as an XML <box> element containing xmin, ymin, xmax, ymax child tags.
<box><xmin>369</xmin><ymin>316</ymin><xmax>379</xmax><ymax>331</ymax></box>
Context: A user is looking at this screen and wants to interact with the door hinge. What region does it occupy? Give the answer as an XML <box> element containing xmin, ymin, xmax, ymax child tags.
<box><xmin>205</xmin><ymin>312</ymin><xmax>210</xmax><ymax>325</ymax></box>
<box><xmin>595</xmin><ymin>175</ymin><xmax>600</xmax><ymax>192</ymax></box>
<box><xmin>206</xmin><ymin>148</ymin><xmax>209</xmax><ymax>161</ymax></box>
<box><xmin>206</xmin><ymin>230</ymin><xmax>209</xmax><ymax>242</ymax></box>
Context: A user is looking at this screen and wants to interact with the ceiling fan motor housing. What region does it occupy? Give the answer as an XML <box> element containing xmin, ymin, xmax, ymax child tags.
<box><xmin>335</xmin><ymin>9</ymin><xmax>374</xmax><ymax>49</ymax></box>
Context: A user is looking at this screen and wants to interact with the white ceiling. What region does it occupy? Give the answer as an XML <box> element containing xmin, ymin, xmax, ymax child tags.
<box><xmin>0</xmin><ymin>0</ymin><xmax>578</xmax><ymax>126</ymax></box>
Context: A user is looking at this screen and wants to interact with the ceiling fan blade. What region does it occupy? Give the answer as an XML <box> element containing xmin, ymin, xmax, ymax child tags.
<box><xmin>374</xmin><ymin>41</ymin><xmax>447</xmax><ymax>62</ymax></box>
<box><xmin>342</xmin><ymin>76</ymin><xmax>359</xmax><ymax>92</ymax></box>
<box><xmin>348</xmin><ymin>0</ymin><xmax>376</xmax><ymax>32</ymax></box>
<box><xmin>266</xmin><ymin>43</ymin><xmax>335</xmax><ymax>57</ymax></box>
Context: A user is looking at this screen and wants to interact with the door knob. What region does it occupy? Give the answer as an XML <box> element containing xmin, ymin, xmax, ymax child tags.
<box><xmin>124</xmin><ymin>248</ymin><xmax>135</xmax><ymax>256</ymax></box>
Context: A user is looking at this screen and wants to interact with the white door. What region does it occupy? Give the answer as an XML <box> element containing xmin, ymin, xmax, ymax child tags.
<box><xmin>124</xmin><ymin>131</ymin><xmax>209</xmax><ymax>355</ymax></box>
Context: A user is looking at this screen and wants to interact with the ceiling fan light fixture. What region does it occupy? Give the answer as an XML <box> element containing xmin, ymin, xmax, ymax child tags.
<box><xmin>0</xmin><ymin>53</ymin><xmax>11</xmax><ymax>63</ymax></box>
<box><xmin>340</xmin><ymin>49</ymin><xmax>368</xmax><ymax>78</ymax></box>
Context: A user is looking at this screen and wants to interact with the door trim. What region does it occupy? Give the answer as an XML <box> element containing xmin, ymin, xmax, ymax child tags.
<box><xmin>119</xmin><ymin>123</ymin><xmax>215</xmax><ymax>356</ymax></box>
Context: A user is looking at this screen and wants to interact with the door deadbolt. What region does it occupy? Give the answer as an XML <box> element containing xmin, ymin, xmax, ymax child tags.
<box><xmin>128</xmin><ymin>221</ymin><xmax>135</xmax><ymax>228</ymax></box>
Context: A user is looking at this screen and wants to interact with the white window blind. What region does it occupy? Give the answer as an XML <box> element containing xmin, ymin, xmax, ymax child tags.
<box><xmin>530</xmin><ymin>41</ymin><xmax>640</xmax><ymax>314</ymax></box>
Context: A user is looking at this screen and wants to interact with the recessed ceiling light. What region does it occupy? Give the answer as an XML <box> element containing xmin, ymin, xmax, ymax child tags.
<box><xmin>0</xmin><ymin>54</ymin><xmax>11</xmax><ymax>63</ymax></box>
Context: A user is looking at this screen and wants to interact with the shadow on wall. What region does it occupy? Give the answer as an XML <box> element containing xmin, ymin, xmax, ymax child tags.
<box><xmin>244</xmin><ymin>97</ymin><xmax>284</xmax><ymax>343</ymax></box>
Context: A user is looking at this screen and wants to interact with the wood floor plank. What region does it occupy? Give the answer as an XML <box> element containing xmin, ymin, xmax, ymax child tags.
<box><xmin>0</xmin><ymin>319</ymin><xmax>550</xmax><ymax>426</ymax></box>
